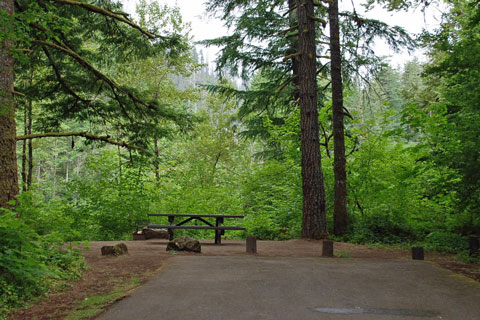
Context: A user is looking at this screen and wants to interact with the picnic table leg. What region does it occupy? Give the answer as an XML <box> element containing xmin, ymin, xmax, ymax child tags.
<box><xmin>168</xmin><ymin>216</ymin><xmax>175</xmax><ymax>241</ymax></box>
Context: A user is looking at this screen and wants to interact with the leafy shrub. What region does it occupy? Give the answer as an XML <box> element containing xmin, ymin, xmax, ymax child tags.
<box><xmin>421</xmin><ymin>231</ymin><xmax>468</xmax><ymax>253</ymax></box>
<box><xmin>241</xmin><ymin>161</ymin><xmax>302</xmax><ymax>240</ymax></box>
<box><xmin>456</xmin><ymin>250</ymin><xmax>480</xmax><ymax>265</ymax></box>
<box><xmin>243</xmin><ymin>214</ymin><xmax>281</xmax><ymax>240</ymax></box>
<box><xmin>349</xmin><ymin>212</ymin><xmax>418</xmax><ymax>245</ymax></box>
<box><xmin>0</xmin><ymin>208</ymin><xmax>86</xmax><ymax>319</ymax></box>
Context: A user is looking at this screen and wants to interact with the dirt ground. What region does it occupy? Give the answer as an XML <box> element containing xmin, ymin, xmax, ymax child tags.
<box><xmin>9</xmin><ymin>239</ymin><xmax>480</xmax><ymax>320</ymax></box>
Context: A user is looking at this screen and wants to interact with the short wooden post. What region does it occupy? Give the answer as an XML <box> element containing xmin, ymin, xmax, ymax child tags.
<box><xmin>246</xmin><ymin>236</ymin><xmax>257</xmax><ymax>254</ymax></box>
<box><xmin>469</xmin><ymin>236</ymin><xmax>479</xmax><ymax>256</ymax></box>
<box><xmin>412</xmin><ymin>247</ymin><xmax>424</xmax><ymax>260</ymax></box>
<box><xmin>322</xmin><ymin>240</ymin><xmax>334</xmax><ymax>257</ymax></box>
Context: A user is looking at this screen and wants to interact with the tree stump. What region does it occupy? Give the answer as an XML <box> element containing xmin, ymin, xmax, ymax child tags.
<box><xmin>412</xmin><ymin>247</ymin><xmax>424</xmax><ymax>260</ymax></box>
<box><xmin>132</xmin><ymin>231</ymin><xmax>146</xmax><ymax>240</ymax></box>
<box><xmin>142</xmin><ymin>228</ymin><xmax>169</xmax><ymax>240</ymax></box>
<box><xmin>322</xmin><ymin>240</ymin><xmax>334</xmax><ymax>257</ymax></box>
<box><xmin>246</xmin><ymin>236</ymin><xmax>257</xmax><ymax>254</ymax></box>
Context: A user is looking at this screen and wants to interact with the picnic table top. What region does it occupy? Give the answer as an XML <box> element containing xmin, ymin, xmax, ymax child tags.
<box><xmin>148</xmin><ymin>213</ymin><xmax>244</xmax><ymax>219</ymax></box>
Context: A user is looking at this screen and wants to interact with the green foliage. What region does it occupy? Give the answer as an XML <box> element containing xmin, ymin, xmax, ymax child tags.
<box><xmin>241</xmin><ymin>161</ymin><xmax>303</xmax><ymax>240</ymax></box>
<box><xmin>63</xmin><ymin>150</ymin><xmax>152</xmax><ymax>240</ymax></box>
<box><xmin>421</xmin><ymin>231</ymin><xmax>468</xmax><ymax>253</ymax></box>
<box><xmin>456</xmin><ymin>251</ymin><xmax>480</xmax><ymax>265</ymax></box>
<box><xmin>349</xmin><ymin>212</ymin><xmax>418</xmax><ymax>245</ymax></box>
<box><xmin>0</xmin><ymin>207</ymin><xmax>86</xmax><ymax>319</ymax></box>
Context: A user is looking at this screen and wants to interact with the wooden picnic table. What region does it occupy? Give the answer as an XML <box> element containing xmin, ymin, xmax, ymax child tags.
<box><xmin>147</xmin><ymin>213</ymin><xmax>245</xmax><ymax>245</ymax></box>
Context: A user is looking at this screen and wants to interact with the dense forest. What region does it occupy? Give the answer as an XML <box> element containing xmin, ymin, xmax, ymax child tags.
<box><xmin>1</xmin><ymin>0</ymin><xmax>479</xmax><ymax>317</ymax></box>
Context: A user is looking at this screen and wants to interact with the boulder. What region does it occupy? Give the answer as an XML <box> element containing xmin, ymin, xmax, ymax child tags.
<box><xmin>166</xmin><ymin>236</ymin><xmax>201</xmax><ymax>253</ymax></box>
<box><xmin>101</xmin><ymin>243</ymin><xmax>128</xmax><ymax>256</ymax></box>
<box><xmin>143</xmin><ymin>227</ymin><xmax>169</xmax><ymax>240</ymax></box>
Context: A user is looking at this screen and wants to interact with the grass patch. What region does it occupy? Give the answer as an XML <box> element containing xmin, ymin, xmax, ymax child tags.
<box><xmin>65</xmin><ymin>277</ymin><xmax>141</xmax><ymax>320</ymax></box>
<box><xmin>334</xmin><ymin>251</ymin><xmax>352</xmax><ymax>258</ymax></box>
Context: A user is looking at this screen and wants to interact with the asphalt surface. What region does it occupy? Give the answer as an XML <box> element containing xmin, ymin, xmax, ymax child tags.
<box><xmin>96</xmin><ymin>256</ymin><xmax>480</xmax><ymax>320</ymax></box>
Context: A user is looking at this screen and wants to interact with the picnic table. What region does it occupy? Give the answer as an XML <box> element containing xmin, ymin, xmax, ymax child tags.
<box><xmin>147</xmin><ymin>213</ymin><xmax>245</xmax><ymax>245</ymax></box>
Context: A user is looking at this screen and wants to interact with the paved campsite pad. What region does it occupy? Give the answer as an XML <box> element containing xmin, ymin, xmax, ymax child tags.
<box><xmin>97</xmin><ymin>256</ymin><xmax>480</xmax><ymax>320</ymax></box>
<box><xmin>9</xmin><ymin>240</ymin><xmax>480</xmax><ymax>319</ymax></box>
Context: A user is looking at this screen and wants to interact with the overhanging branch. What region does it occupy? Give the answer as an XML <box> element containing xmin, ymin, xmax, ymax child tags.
<box><xmin>34</xmin><ymin>40</ymin><xmax>155</xmax><ymax>113</ymax></box>
<box><xmin>16</xmin><ymin>131</ymin><xmax>146</xmax><ymax>153</ymax></box>
<box><xmin>51</xmin><ymin>0</ymin><xmax>156</xmax><ymax>39</ymax></box>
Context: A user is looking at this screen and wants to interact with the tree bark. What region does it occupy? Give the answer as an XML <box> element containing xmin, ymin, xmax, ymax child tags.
<box><xmin>297</xmin><ymin>0</ymin><xmax>328</xmax><ymax>239</ymax></box>
<box><xmin>27</xmin><ymin>97</ymin><xmax>33</xmax><ymax>187</ymax></box>
<box><xmin>329</xmin><ymin>0</ymin><xmax>348</xmax><ymax>236</ymax></box>
<box><xmin>154</xmin><ymin>136</ymin><xmax>160</xmax><ymax>182</ymax></box>
<box><xmin>22</xmin><ymin>103</ymin><xmax>27</xmax><ymax>192</ymax></box>
<box><xmin>0</xmin><ymin>0</ymin><xmax>19</xmax><ymax>209</ymax></box>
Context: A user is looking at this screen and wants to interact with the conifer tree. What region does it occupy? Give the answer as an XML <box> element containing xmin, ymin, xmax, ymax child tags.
<box><xmin>0</xmin><ymin>0</ymin><xmax>18</xmax><ymax>209</ymax></box>
<box><xmin>297</xmin><ymin>0</ymin><xmax>328</xmax><ymax>238</ymax></box>
<box><xmin>203</xmin><ymin>0</ymin><xmax>413</xmax><ymax>238</ymax></box>
<box><xmin>329</xmin><ymin>0</ymin><xmax>348</xmax><ymax>236</ymax></box>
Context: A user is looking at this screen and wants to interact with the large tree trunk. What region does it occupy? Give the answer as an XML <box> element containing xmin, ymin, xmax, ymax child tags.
<box><xmin>329</xmin><ymin>0</ymin><xmax>348</xmax><ymax>236</ymax></box>
<box><xmin>0</xmin><ymin>0</ymin><xmax>19</xmax><ymax>209</ymax></box>
<box><xmin>297</xmin><ymin>0</ymin><xmax>328</xmax><ymax>239</ymax></box>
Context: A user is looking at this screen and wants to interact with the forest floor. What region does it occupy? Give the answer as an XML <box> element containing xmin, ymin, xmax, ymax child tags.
<box><xmin>9</xmin><ymin>239</ymin><xmax>480</xmax><ymax>320</ymax></box>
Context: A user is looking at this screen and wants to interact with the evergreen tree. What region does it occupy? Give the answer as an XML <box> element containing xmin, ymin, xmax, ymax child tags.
<box><xmin>0</xmin><ymin>0</ymin><xmax>17</xmax><ymax>209</ymax></box>
<box><xmin>329</xmin><ymin>0</ymin><xmax>348</xmax><ymax>236</ymax></box>
<box><xmin>204</xmin><ymin>0</ymin><xmax>413</xmax><ymax>238</ymax></box>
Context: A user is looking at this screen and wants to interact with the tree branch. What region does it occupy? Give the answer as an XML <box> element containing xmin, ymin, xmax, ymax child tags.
<box><xmin>308</xmin><ymin>15</ymin><xmax>327</xmax><ymax>28</ymax></box>
<box><xmin>278</xmin><ymin>24</ymin><xmax>299</xmax><ymax>35</ymax></box>
<box><xmin>33</xmin><ymin>40</ymin><xmax>155</xmax><ymax>112</ymax></box>
<box><xmin>50</xmin><ymin>0</ymin><xmax>156</xmax><ymax>39</ymax></box>
<box><xmin>283</xmin><ymin>4</ymin><xmax>297</xmax><ymax>16</ymax></box>
<box><xmin>42</xmin><ymin>46</ymin><xmax>90</xmax><ymax>104</ymax></box>
<box><xmin>283</xmin><ymin>52</ymin><xmax>302</xmax><ymax>61</ymax></box>
<box><xmin>277</xmin><ymin>75</ymin><xmax>298</xmax><ymax>94</ymax></box>
<box><xmin>16</xmin><ymin>131</ymin><xmax>146</xmax><ymax>152</ymax></box>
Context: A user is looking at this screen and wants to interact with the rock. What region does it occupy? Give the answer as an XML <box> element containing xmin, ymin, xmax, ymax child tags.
<box><xmin>143</xmin><ymin>227</ymin><xmax>169</xmax><ymax>240</ymax></box>
<box><xmin>101</xmin><ymin>243</ymin><xmax>129</xmax><ymax>256</ymax></box>
<box><xmin>166</xmin><ymin>236</ymin><xmax>201</xmax><ymax>253</ymax></box>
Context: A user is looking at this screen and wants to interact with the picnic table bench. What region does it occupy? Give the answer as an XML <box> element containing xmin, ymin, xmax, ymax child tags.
<box><xmin>147</xmin><ymin>213</ymin><xmax>245</xmax><ymax>244</ymax></box>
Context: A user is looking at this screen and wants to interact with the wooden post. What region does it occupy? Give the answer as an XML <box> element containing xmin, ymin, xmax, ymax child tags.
<box><xmin>322</xmin><ymin>240</ymin><xmax>334</xmax><ymax>257</ymax></box>
<box><xmin>469</xmin><ymin>236</ymin><xmax>479</xmax><ymax>256</ymax></box>
<box><xmin>412</xmin><ymin>247</ymin><xmax>424</xmax><ymax>260</ymax></box>
<box><xmin>246</xmin><ymin>236</ymin><xmax>257</xmax><ymax>254</ymax></box>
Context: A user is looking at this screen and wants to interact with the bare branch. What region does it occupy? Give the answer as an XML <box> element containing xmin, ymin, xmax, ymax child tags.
<box><xmin>283</xmin><ymin>52</ymin><xmax>302</xmax><ymax>61</ymax></box>
<box><xmin>283</xmin><ymin>4</ymin><xmax>298</xmax><ymax>16</ymax></box>
<box><xmin>308</xmin><ymin>15</ymin><xmax>327</xmax><ymax>28</ymax></box>
<box><xmin>278</xmin><ymin>24</ymin><xmax>299</xmax><ymax>35</ymax></box>
<box><xmin>16</xmin><ymin>131</ymin><xmax>146</xmax><ymax>152</ymax></box>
